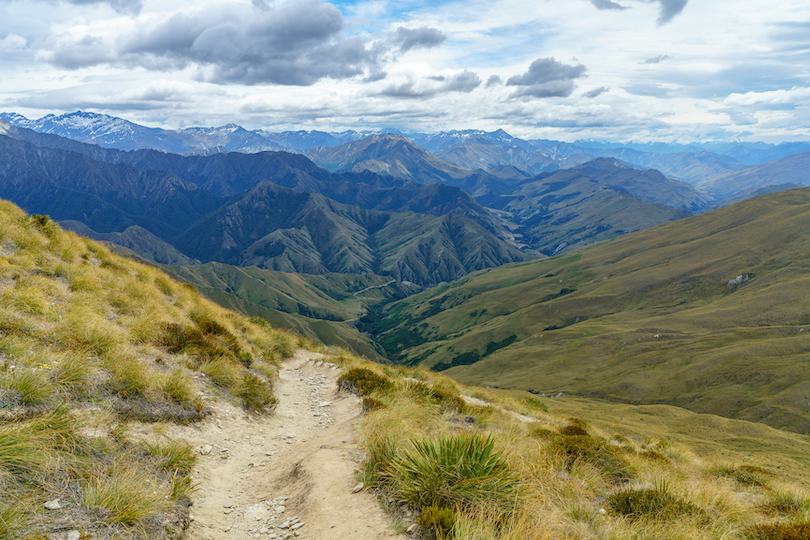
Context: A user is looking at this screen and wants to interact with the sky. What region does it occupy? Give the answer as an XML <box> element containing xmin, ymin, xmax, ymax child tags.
<box><xmin>0</xmin><ymin>0</ymin><xmax>809</xmax><ymax>142</ymax></box>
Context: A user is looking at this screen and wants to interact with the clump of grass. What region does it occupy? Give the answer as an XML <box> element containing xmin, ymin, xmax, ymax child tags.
<box><xmin>162</xmin><ymin>368</ymin><xmax>195</xmax><ymax>403</ymax></box>
<box><xmin>1</xmin><ymin>368</ymin><xmax>52</xmax><ymax>405</ymax></box>
<box><xmin>402</xmin><ymin>380</ymin><xmax>465</xmax><ymax>412</ymax></box>
<box><xmin>157</xmin><ymin>321</ymin><xmax>245</xmax><ymax>364</ymax></box>
<box><xmin>142</xmin><ymin>440</ymin><xmax>197</xmax><ymax>473</ymax></box>
<box><xmin>338</xmin><ymin>367</ymin><xmax>392</xmax><ymax>396</ymax></box>
<box><xmin>0</xmin><ymin>406</ymin><xmax>81</xmax><ymax>477</ymax></box>
<box><xmin>199</xmin><ymin>358</ymin><xmax>241</xmax><ymax>389</ymax></box>
<box><xmin>760</xmin><ymin>489</ymin><xmax>810</xmax><ymax>515</ymax></box>
<box><xmin>234</xmin><ymin>372</ymin><xmax>276</xmax><ymax>411</ymax></box>
<box><xmin>387</xmin><ymin>433</ymin><xmax>518</xmax><ymax>513</ymax></box>
<box><xmin>83</xmin><ymin>467</ymin><xmax>168</xmax><ymax>525</ymax></box>
<box><xmin>51</xmin><ymin>353</ymin><xmax>93</xmax><ymax>395</ymax></box>
<box><xmin>546</xmin><ymin>432</ymin><xmax>633</xmax><ymax>484</ymax></box>
<box><xmin>746</xmin><ymin>522</ymin><xmax>810</xmax><ymax>540</ymax></box>
<box><xmin>607</xmin><ymin>480</ymin><xmax>703</xmax><ymax>521</ymax></box>
<box><xmin>712</xmin><ymin>465</ymin><xmax>773</xmax><ymax>487</ymax></box>
<box><xmin>106</xmin><ymin>357</ymin><xmax>150</xmax><ymax>398</ymax></box>
<box><xmin>522</xmin><ymin>396</ymin><xmax>549</xmax><ymax>413</ymax></box>
<box><xmin>0</xmin><ymin>503</ymin><xmax>25</xmax><ymax>539</ymax></box>
<box><xmin>362</xmin><ymin>396</ymin><xmax>386</xmax><ymax>413</ymax></box>
<box><xmin>559</xmin><ymin>423</ymin><xmax>589</xmax><ymax>436</ymax></box>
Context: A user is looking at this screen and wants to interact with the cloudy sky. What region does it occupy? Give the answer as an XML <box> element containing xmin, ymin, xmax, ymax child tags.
<box><xmin>1</xmin><ymin>0</ymin><xmax>809</xmax><ymax>142</ymax></box>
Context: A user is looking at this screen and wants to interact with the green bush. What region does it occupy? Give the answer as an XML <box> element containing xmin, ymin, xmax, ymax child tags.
<box><xmin>362</xmin><ymin>396</ymin><xmax>386</xmax><ymax>413</ymax></box>
<box><xmin>607</xmin><ymin>482</ymin><xmax>702</xmax><ymax>521</ymax></box>
<box><xmin>338</xmin><ymin>368</ymin><xmax>391</xmax><ymax>396</ymax></box>
<box><xmin>547</xmin><ymin>434</ymin><xmax>633</xmax><ymax>483</ymax></box>
<box><xmin>234</xmin><ymin>372</ymin><xmax>276</xmax><ymax>411</ymax></box>
<box><xmin>388</xmin><ymin>434</ymin><xmax>518</xmax><ymax>512</ymax></box>
<box><xmin>712</xmin><ymin>465</ymin><xmax>773</xmax><ymax>487</ymax></box>
<box><xmin>418</xmin><ymin>504</ymin><xmax>456</xmax><ymax>539</ymax></box>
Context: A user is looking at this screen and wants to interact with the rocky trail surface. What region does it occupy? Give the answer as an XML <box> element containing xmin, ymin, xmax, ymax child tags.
<box><xmin>151</xmin><ymin>350</ymin><xmax>405</xmax><ymax>540</ymax></box>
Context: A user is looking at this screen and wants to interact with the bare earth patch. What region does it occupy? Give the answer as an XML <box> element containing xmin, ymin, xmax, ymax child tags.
<box><xmin>151</xmin><ymin>350</ymin><xmax>404</xmax><ymax>540</ymax></box>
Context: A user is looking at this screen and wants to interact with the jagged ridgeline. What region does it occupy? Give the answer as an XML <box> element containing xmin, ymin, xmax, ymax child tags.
<box><xmin>0</xmin><ymin>200</ymin><xmax>295</xmax><ymax>539</ymax></box>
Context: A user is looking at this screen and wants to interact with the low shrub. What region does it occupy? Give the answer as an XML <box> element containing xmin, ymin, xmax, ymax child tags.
<box><xmin>234</xmin><ymin>372</ymin><xmax>276</xmax><ymax>411</ymax></box>
<box><xmin>607</xmin><ymin>481</ymin><xmax>703</xmax><ymax>521</ymax></box>
<box><xmin>547</xmin><ymin>434</ymin><xmax>633</xmax><ymax>483</ymax></box>
<box><xmin>338</xmin><ymin>368</ymin><xmax>391</xmax><ymax>396</ymax></box>
<box><xmin>418</xmin><ymin>504</ymin><xmax>456</xmax><ymax>539</ymax></box>
<box><xmin>712</xmin><ymin>465</ymin><xmax>773</xmax><ymax>487</ymax></box>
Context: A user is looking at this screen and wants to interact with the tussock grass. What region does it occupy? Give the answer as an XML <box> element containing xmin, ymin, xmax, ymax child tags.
<box><xmin>162</xmin><ymin>367</ymin><xmax>196</xmax><ymax>403</ymax></box>
<box><xmin>328</xmin><ymin>346</ymin><xmax>810</xmax><ymax>540</ymax></box>
<box><xmin>0</xmin><ymin>202</ymin><xmax>291</xmax><ymax>537</ymax></box>
<box><xmin>142</xmin><ymin>439</ymin><xmax>197</xmax><ymax>473</ymax></box>
<box><xmin>83</xmin><ymin>466</ymin><xmax>168</xmax><ymax>525</ymax></box>
<box><xmin>388</xmin><ymin>433</ymin><xmax>518</xmax><ymax>512</ymax></box>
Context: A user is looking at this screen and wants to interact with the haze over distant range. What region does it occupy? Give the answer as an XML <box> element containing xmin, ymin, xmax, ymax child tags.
<box><xmin>0</xmin><ymin>0</ymin><xmax>808</xmax><ymax>142</ymax></box>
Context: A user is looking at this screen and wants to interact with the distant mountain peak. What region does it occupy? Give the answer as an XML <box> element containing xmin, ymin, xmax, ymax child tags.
<box><xmin>579</xmin><ymin>157</ymin><xmax>628</xmax><ymax>170</ymax></box>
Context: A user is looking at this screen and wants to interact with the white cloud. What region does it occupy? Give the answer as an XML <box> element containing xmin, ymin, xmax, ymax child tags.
<box><xmin>0</xmin><ymin>34</ymin><xmax>27</xmax><ymax>51</ymax></box>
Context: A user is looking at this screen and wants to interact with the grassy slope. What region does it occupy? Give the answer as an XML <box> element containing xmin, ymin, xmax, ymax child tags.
<box><xmin>368</xmin><ymin>188</ymin><xmax>810</xmax><ymax>434</ymax></box>
<box><xmin>330</xmin><ymin>350</ymin><xmax>810</xmax><ymax>540</ymax></box>
<box><xmin>0</xmin><ymin>200</ymin><xmax>298</xmax><ymax>539</ymax></box>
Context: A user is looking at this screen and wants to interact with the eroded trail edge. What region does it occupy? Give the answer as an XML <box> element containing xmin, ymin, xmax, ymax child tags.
<box><xmin>159</xmin><ymin>350</ymin><xmax>403</xmax><ymax>540</ymax></box>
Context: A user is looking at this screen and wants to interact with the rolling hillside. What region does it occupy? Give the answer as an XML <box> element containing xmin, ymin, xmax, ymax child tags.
<box><xmin>364</xmin><ymin>187</ymin><xmax>810</xmax><ymax>434</ymax></box>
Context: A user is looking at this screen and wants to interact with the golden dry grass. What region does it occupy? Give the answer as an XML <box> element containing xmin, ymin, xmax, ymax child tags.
<box><xmin>325</xmin><ymin>346</ymin><xmax>810</xmax><ymax>540</ymax></box>
<box><xmin>0</xmin><ymin>202</ymin><xmax>301</xmax><ymax>538</ymax></box>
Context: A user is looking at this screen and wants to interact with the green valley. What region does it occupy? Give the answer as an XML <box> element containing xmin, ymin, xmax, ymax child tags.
<box><xmin>364</xmin><ymin>187</ymin><xmax>810</xmax><ymax>434</ymax></box>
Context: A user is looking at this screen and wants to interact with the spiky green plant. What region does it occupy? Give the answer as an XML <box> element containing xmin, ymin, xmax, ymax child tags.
<box><xmin>387</xmin><ymin>434</ymin><xmax>518</xmax><ymax>512</ymax></box>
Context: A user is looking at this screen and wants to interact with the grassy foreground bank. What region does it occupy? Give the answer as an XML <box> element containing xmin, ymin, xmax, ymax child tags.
<box><xmin>0</xmin><ymin>201</ymin><xmax>295</xmax><ymax>539</ymax></box>
<box><xmin>328</xmin><ymin>350</ymin><xmax>810</xmax><ymax>540</ymax></box>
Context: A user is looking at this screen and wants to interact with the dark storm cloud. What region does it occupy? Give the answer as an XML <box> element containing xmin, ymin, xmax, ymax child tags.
<box><xmin>641</xmin><ymin>54</ymin><xmax>670</xmax><ymax>64</ymax></box>
<box><xmin>42</xmin><ymin>0</ymin><xmax>389</xmax><ymax>86</ymax></box>
<box><xmin>652</xmin><ymin>0</ymin><xmax>687</xmax><ymax>25</ymax></box>
<box><xmin>392</xmin><ymin>27</ymin><xmax>447</xmax><ymax>53</ymax></box>
<box><xmin>583</xmin><ymin>86</ymin><xmax>609</xmax><ymax>98</ymax></box>
<box><xmin>374</xmin><ymin>70</ymin><xmax>481</xmax><ymax>98</ymax></box>
<box><xmin>588</xmin><ymin>0</ymin><xmax>628</xmax><ymax>11</ymax></box>
<box><xmin>506</xmin><ymin>57</ymin><xmax>586</xmax><ymax>99</ymax></box>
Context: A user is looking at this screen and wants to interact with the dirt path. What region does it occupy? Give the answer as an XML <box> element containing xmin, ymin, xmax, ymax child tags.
<box><xmin>153</xmin><ymin>350</ymin><xmax>405</xmax><ymax>540</ymax></box>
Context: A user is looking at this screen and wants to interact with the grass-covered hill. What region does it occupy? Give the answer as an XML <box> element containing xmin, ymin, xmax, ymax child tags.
<box><xmin>0</xmin><ymin>200</ymin><xmax>296</xmax><ymax>539</ymax></box>
<box><xmin>4</xmin><ymin>198</ymin><xmax>810</xmax><ymax>540</ymax></box>
<box><xmin>336</xmin><ymin>353</ymin><xmax>810</xmax><ymax>540</ymax></box>
<box><xmin>364</xmin><ymin>187</ymin><xmax>810</xmax><ymax>434</ymax></box>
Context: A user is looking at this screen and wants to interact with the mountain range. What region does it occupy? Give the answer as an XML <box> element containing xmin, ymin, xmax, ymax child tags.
<box><xmin>5</xmin><ymin>111</ymin><xmax>810</xmax><ymax>436</ymax></box>
<box><xmin>363</xmin><ymin>186</ymin><xmax>810</xmax><ymax>434</ymax></box>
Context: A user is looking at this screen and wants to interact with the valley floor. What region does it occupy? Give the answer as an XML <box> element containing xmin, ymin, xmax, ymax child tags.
<box><xmin>134</xmin><ymin>350</ymin><xmax>404</xmax><ymax>540</ymax></box>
